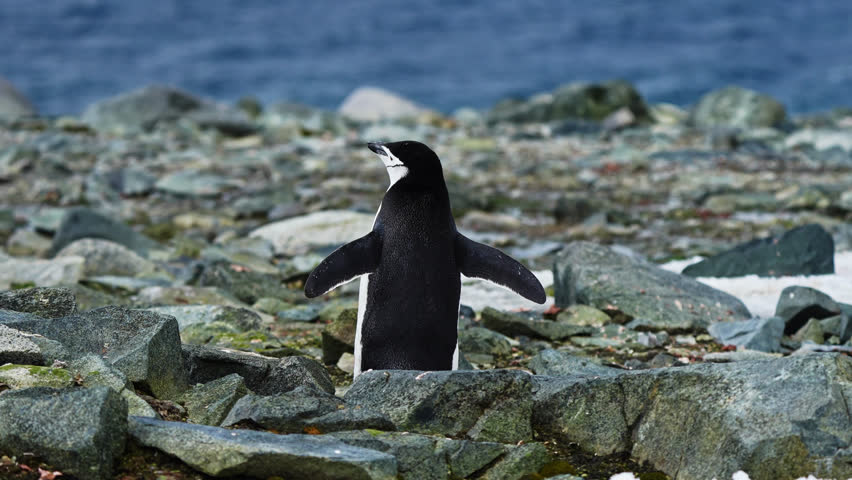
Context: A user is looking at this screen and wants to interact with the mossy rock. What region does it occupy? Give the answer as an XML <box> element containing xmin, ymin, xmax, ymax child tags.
<box><xmin>0</xmin><ymin>364</ymin><xmax>74</xmax><ymax>389</ymax></box>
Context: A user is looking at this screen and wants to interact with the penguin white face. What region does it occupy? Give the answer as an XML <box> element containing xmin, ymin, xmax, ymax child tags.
<box><xmin>367</xmin><ymin>141</ymin><xmax>444</xmax><ymax>189</ymax></box>
<box><xmin>368</xmin><ymin>142</ymin><xmax>409</xmax><ymax>187</ymax></box>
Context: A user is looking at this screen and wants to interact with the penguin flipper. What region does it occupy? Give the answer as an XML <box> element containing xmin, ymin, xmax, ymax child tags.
<box><xmin>304</xmin><ymin>231</ymin><xmax>381</xmax><ymax>298</ymax></box>
<box><xmin>455</xmin><ymin>233</ymin><xmax>546</xmax><ymax>304</ymax></box>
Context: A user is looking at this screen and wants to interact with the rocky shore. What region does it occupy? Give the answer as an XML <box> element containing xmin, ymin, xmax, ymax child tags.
<box><xmin>1</xmin><ymin>77</ymin><xmax>851</xmax><ymax>479</ymax></box>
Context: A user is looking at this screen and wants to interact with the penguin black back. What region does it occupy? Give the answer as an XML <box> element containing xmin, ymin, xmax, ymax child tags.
<box><xmin>305</xmin><ymin>141</ymin><xmax>546</xmax><ymax>377</ymax></box>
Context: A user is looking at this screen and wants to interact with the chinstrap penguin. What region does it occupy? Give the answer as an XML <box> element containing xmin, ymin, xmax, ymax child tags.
<box><xmin>305</xmin><ymin>141</ymin><xmax>545</xmax><ymax>376</ymax></box>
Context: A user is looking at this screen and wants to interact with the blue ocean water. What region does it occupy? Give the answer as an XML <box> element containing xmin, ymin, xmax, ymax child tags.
<box><xmin>4</xmin><ymin>0</ymin><xmax>852</xmax><ymax>115</ymax></box>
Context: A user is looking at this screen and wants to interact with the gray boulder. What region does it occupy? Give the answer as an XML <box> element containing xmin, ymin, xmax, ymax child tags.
<box><xmin>0</xmin><ymin>387</ymin><xmax>127</xmax><ymax>480</ymax></box>
<box><xmin>184</xmin><ymin>373</ymin><xmax>249</xmax><ymax>426</ymax></box>
<box><xmin>0</xmin><ymin>256</ymin><xmax>85</xmax><ymax>290</ymax></box>
<box><xmin>194</xmin><ymin>259</ymin><xmax>286</xmax><ymax>304</ymax></box>
<box><xmin>345</xmin><ymin>369</ymin><xmax>534</xmax><ymax>443</ymax></box>
<box><xmin>339</xmin><ymin>86</ymin><xmax>427</xmax><ymax>122</ymax></box>
<box><xmin>481</xmin><ymin>307</ymin><xmax>594</xmax><ymax>341</ymax></box>
<box><xmin>528</xmin><ymin>349</ymin><xmax>621</xmax><ymax>377</ymax></box>
<box><xmin>0</xmin><ymin>76</ymin><xmax>36</xmax><ymax>117</ymax></box>
<box><xmin>0</xmin><ymin>286</ymin><xmax>77</xmax><ymax>318</ymax></box>
<box><xmin>182</xmin><ymin>344</ymin><xmax>334</xmax><ymax>394</ymax></box>
<box><xmin>55</xmin><ymin>238</ymin><xmax>161</xmax><ymax>277</ymax></box>
<box><xmin>0</xmin><ymin>324</ymin><xmax>67</xmax><ymax>365</ymax></box>
<box><xmin>82</xmin><ymin>84</ymin><xmax>252</xmax><ymax>134</ymax></box>
<box><xmin>49</xmin><ymin>207</ymin><xmax>157</xmax><ymax>257</ymax></box>
<box><xmin>128</xmin><ymin>416</ymin><xmax>397</xmax><ymax>479</ymax></box>
<box><xmin>0</xmin><ymin>324</ymin><xmax>46</xmax><ymax>365</ymax></box>
<box><xmin>250</xmin><ymin>210</ymin><xmax>374</xmax><ymax>256</ymax></box>
<box><xmin>775</xmin><ymin>285</ymin><xmax>843</xmax><ymax>335</ymax></box>
<box><xmin>533</xmin><ymin>354</ymin><xmax>852</xmax><ymax>480</ymax></box>
<box><xmin>2</xmin><ymin>306</ymin><xmax>188</xmax><ymax>399</ymax></box>
<box><xmin>489</xmin><ymin>80</ymin><xmax>649</xmax><ymax>124</ymax></box>
<box><xmin>707</xmin><ymin>317</ymin><xmax>786</xmax><ymax>352</ymax></box>
<box><xmin>554</xmin><ymin>241</ymin><xmax>750</xmax><ymax>330</ymax></box>
<box><xmin>682</xmin><ymin>224</ymin><xmax>834</xmax><ymax>278</ymax></box>
<box><xmin>458</xmin><ymin>326</ymin><xmax>513</xmax><ymax>357</ymax></box>
<box><xmin>222</xmin><ymin>385</ymin><xmax>394</xmax><ymax>434</ymax></box>
<box><xmin>691</xmin><ymin>85</ymin><xmax>786</xmax><ymax>128</ymax></box>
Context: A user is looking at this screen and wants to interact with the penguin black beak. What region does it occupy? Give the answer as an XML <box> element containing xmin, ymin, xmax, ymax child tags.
<box><xmin>367</xmin><ymin>142</ymin><xmax>388</xmax><ymax>157</ymax></box>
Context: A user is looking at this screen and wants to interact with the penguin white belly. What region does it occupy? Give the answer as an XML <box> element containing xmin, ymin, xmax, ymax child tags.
<box><xmin>353</xmin><ymin>273</ymin><xmax>369</xmax><ymax>377</ymax></box>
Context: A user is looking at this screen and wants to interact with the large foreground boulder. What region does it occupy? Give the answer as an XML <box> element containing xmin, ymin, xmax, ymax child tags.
<box><xmin>129</xmin><ymin>416</ymin><xmax>397</xmax><ymax>479</ymax></box>
<box><xmin>533</xmin><ymin>353</ymin><xmax>852</xmax><ymax>480</ymax></box>
<box><xmin>0</xmin><ymin>387</ymin><xmax>127</xmax><ymax>480</ymax></box>
<box><xmin>682</xmin><ymin>224</ymin><xmax>834</xmax><ymax>278</ymax></box>
<box><xmin>345</xmin><ymin>369</ymin><xmax>534</xmax><ymax>443</ymax></box>
<box><xmin>1</xmin><ymin>306</ymin><xmax>188</xmax><ymax>399</ymax></box>
<box><xmin>553</xmin><ymin>241</ymin><xmax>751</xmax><ymax>330</ymax></box>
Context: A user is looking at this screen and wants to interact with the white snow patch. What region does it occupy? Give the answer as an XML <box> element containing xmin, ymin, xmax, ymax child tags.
<box><xmin>660</xmin><ymin>251</ymin><xmax>852</xmax><ymax>318</ymax></box>
<box><xmin>459</xmin><ymin>270</ymin><xmax>553</xmax><ymax>312</ymax></box>
<box><xmin>610</xmin><ymin>473</ymin><xmax>639</xmax><ymax>480</ymax></box>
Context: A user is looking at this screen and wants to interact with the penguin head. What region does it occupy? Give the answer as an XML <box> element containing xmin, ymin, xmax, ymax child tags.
<box><xmin>367</xmin><ymin>141</ymin><xmax>444</xmax><ymax>188</ymax></box>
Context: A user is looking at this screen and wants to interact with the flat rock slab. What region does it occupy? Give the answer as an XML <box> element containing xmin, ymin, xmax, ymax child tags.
<box><xmin>345</xmin><ymin>369</ymin><xmax>534</xmax><ymax>444</ymax></box>
<box><xmin>533</xmin><ymin>353</ymin><xmax>852</xmax><ymax>480</ymax></box>
<box><xmin>222</xmin><ymin>385</ymin><xmax>394</xmax><ymax>434</ymax></box>
<box><xmin>143</xmin><ymin>304</ymin><xmax>262</xmax><ymax>332</ymax></box>
<box><xmin>0</xmin><ymin>387</ymin><xmax>127</xmax><ymax>480</ymax></box>
<box><xmin>330</xmin><ymin>430</ymin><xmax>549</xmax><ymax>480</ymax></box>
<box><xmin>0</xmin><ymin>287</ymin><xmax>77</xmax><ymax>318</ymax></box>
<box><xmin>553</xmin><ymin>241</ymin><xmax>751</xmax><ymax>331</ymax></box>
<box><xmin>250</xmin><ymin>210</ymin><xmax>373</xmax><ymax>256</ymax></box>
<box><xmin>182</xmin><ymin>344</ymin><xmax>334</xmax><ymax>394</ymax></box>
<box><xmin>2</xmin><ymin>306</ymin><xmax>187</xmax><ymax>399</ymax></box>
<box><xmin>128</xmin><ymin>416</ymin><xmax>397</xmax><ymax>479</ymax></box>
<box><xmin>528</xmin><ymin>349</ymin><xmax>621</xmax><ymax>377</ymax></box>
<box><xmin>480</xmin><ymin>307</ymin><xmax>594</xmax><ymax>341</ymax></box>
<box><xmin>682</xmin><ymin>224</ymin><xmax>834</xmax><ymax>278</ymax></box>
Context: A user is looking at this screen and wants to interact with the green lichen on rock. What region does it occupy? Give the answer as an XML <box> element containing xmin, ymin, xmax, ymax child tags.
<box><xmin>0</xmin><ymin>364</ymin><xmax>74</xmax><ymax>389</ymax></box>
